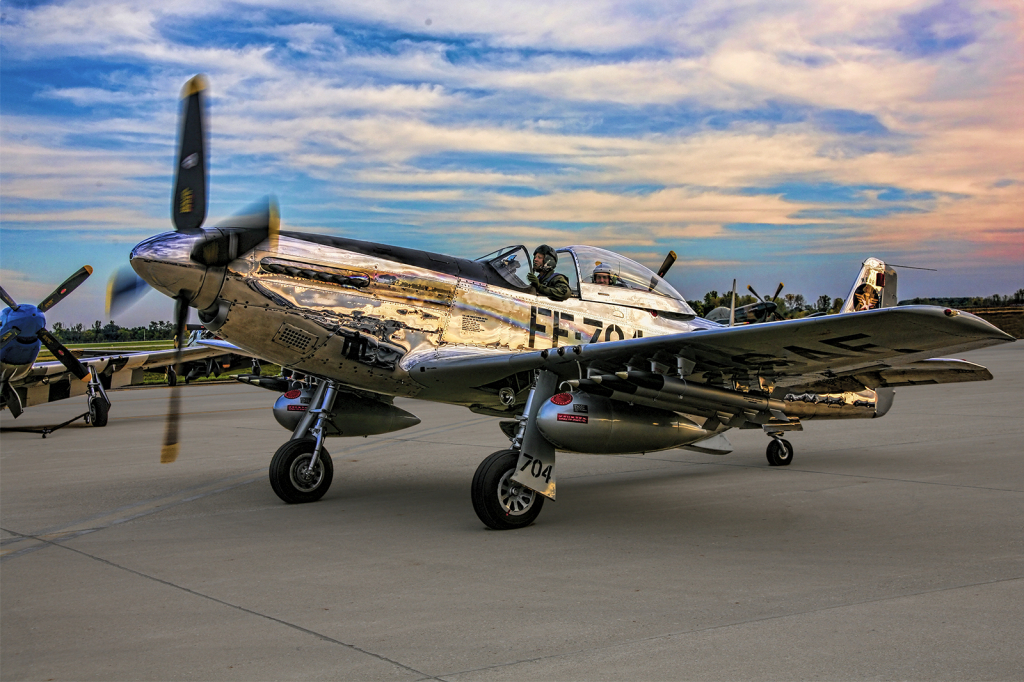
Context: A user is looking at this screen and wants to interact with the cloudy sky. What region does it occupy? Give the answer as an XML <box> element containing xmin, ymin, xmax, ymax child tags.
<box><xmin>1</xmin><ymin>0</ymin><xmax>1021</xmax><ymax>327</ymax></box>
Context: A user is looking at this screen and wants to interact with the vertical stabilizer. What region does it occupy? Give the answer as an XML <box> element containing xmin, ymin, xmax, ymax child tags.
<box><xmin>841</xmin><ymin>257</ymin><xmax>897</xmax><ymax>313</ymax></box>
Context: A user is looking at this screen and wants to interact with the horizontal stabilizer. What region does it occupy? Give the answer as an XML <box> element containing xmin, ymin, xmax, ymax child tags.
<box><xmin>854</xmin><ymin>358</ymin><xmax>994</xmax><ymax>388</ymax></box>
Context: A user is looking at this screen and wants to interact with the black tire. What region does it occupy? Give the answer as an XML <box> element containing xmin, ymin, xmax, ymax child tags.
<box><xmin>471</xmin><ymin>449</ymin><xmax>544</xmax><ymax>530</ymax></box>
<box><xmin>269</xmin><ymin>438</ymin><xmax>334</xmax><ymax>504</ymax></box>
<box><xmin>766</xmin><ymin>439</ymin><xmax>793</xmax><ymax>466</ymax></box>
<box><xmin>166</xmin><ymin>367</ymin><xmax>177</xmax><ymax>387</ymax></box>
<box><xmin>88</xmin><ymin>398</ymin><xmax>109</xmax><ymax>428</ymax></box>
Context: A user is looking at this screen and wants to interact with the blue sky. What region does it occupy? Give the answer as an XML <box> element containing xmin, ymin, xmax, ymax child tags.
<box><xmin>1</xmin><ymin>0</ymin><xmax>1021</xmax><ymax>326</ymax></box>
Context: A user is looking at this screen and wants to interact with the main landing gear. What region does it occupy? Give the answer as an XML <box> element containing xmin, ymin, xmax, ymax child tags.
<box><xmin>31</xmin><ymin>367</ymin><xmax>110</xmax><ymax>438</ymax></box>
<box><xmin>84</xmin><ymin>366</ymin><xmax>110</xmax><ymax>428</ymax></box>
<box><xmin>471</xmin><ymin>369</ymin><xmax>558</xmax><ymax>530</ymax></box>
<box><xmin>269</xmin><ymin>379</ymin><xmax>339</xmax><ymax>503</ymax></box>
<box><xmin>471</xmin><ymin>450</ymin><xmax>544</xmax><ymax>530</ymax></box>
<box><xmin>766</xmin><ymin>436</ymin><xmax>794</xmax><ymax>466</ymax></box>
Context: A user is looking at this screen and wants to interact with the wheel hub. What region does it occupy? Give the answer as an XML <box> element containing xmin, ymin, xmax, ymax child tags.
<box><xmin>289</xmin><ymin>455</ymin><xmax>324</xmax><ymax>492</ymax></box>
<box><xmin>497</xmin><ymin>469</ymin><xmax>535</xmax><ymax>516</ymax></box>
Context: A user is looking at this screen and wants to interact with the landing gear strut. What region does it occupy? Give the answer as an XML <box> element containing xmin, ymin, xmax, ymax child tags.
<box><xmin>269</xmin><ymin>379</ymin><xmax>339</xmax><ymax>503</ymax></box>
<box><xmin>85</xmin><ymin>366</ymin><xmax>110</xmax><ymax>428</ymax></box>
<box><xmin>471</xmin><ymin>369</ymin><xmax>557</xmax><ymax>530</ymax></box>
<box><xmin>766</xmin><ymin>436</ymin><xmax>794</xmax><ymax>466</ymax></box>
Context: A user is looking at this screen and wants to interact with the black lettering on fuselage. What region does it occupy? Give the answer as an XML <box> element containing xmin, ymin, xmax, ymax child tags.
<box><xmin>529</xmin><ymin>308</ymin><xmax>646</xmax><ymax>348</ymax></box>
<box><xmin>553</xmin><ymin>312</ymin><xmax>571</xmax><ymax>347</ymax></box>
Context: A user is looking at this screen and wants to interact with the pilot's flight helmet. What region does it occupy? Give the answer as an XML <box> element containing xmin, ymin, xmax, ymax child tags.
<box><xmin>533</xmin><ymin>244</ymin><xmax>558</xmax><ymax>272</ymax></box>
<box><xmin>593</xmin><ymin>263</ymin><xmax>613</xmax><ymax>278</ymax></box>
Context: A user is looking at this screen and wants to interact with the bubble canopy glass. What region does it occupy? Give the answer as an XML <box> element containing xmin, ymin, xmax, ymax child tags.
<box><xmin>477</xmin><ymin>244</ymin><xmax>694</xmax><ymax>317</ymax></box>
<box><xmin>566</xmin><ymin>245</ymin><xmax>695</xmax><ymax>316</ymax></box>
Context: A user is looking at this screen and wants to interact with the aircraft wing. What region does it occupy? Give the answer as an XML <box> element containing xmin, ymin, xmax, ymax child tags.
<box><xmin>7</xmin><ymin>344</ymin><xmax>230</xmax><ymax>409</ymax></box>
<box><xmin>196</xmin><ymin>338</ymin><xmax>257</xmax><ymax>356</ymax></box>
<box><xmin>412</xmin><ymin>306</ymin><xmax>1014</xmax><ymax>394</ymax></box>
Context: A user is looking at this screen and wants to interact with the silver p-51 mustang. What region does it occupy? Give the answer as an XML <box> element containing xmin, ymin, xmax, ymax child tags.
<box><xmin>117</xmin><ymin>77</ymin><xmax>1015</xmax><ymax>529</ymax></box>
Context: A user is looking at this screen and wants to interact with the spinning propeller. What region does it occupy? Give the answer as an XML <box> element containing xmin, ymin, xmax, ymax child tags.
<box><xmin>106</xmin><ymin>75</ymin><xmax>278</xmax><ymax>463</ymax></box>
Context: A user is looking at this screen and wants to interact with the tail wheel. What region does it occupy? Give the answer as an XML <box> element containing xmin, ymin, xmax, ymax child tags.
<box><xmin>269</xmin><ymin>438</ymin><xmax>334</xmax><ymax>504</ymax></box>
<box><xmin>766</xmin><ymin>439</ymin><xmax>793</xmax><ymax>466</ymax></box>
<box><xmin>88</xmin><ymin>398</ymin><xmax>109</xmax><ymax>428</ymax></box>
<box><xmin>471</xmin><ymin>449</ymin><xmax>544</xmax><ymax>530</ymax></box>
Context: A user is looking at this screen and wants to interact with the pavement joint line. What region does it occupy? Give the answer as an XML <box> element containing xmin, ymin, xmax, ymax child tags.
<box><xmin>436</xmin><ymin>575</ymin><xmax>1024</xmax><ymax>681</ymax></box>
<box><xmin>0</xmin><ymin>529</ymin><xmax>442</xmax><ymax>681</ymax></box>
<box><xmin>0</xmin><ymin>475</ymin><xmax>263</xmax><ymax>562</ymax></box>
<box><xmin>636</xmin><ymin>455</ymin><xmax>1024</xmax><ymax>493</ymax></box>
<box><xmin>1</xmin><ymin>469</ymin><xmax>266</xmax><ymax>546</ymax></box>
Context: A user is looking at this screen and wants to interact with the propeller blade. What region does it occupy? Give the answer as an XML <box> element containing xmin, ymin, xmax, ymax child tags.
<box><xmin>1</xmin><ymin>327</ymin><xmax>21</xmax><ymax>350</ymax></box>
<box><xmin>172</xmin><ymin>75</ymin><xmax>208</xmax><ymax>233</ymax></box>
<box><xmin>161</xmin><ymin>293</ymin><xmax>190</xmax><ymax>463</ymax></box>
<box><xmin>771</xmin><ymin>282</ymin><xmax>785</xmax><ymax>302</ymax></box>
<box><xmin>189</xmin><ymin>196</ymin><xmax>279</xmax><ymax>267</ymax></box>
<box><xmin>1</xmin><ymin>381</ymin><xmax>23</xmax><ymax>418</ymax></box>
<box><xmin>0</xmin><ymin>285</ymin><xmax>18</xmax><ymax>310</ymax></box>
<box><xmin>747</xmin><ymin>284</ymin><xmax>764</xmax><ymax>301</ymax></box>
<box><xmin>729</xmin><ymin>279</ymin><xmax>737</xmax><ymax>328</ymax></box>
<box><xmin>37</xmin><ymin>328</ymin><xmax>89</xmax><ymax>380</ymax></box>
<box><xmin>656</xmin><ymin>251</ymin><xmax>677</xmax><ymax>279</ymax></box>
<box><xmin>37</xmin><ymin>265</ymin><xmax>93</xmax><ymax>313</ymax></box>
<box><xmin>106</xmin><ymin>267</ymin><xmax>151</xmax><ymax>318</ymax></box>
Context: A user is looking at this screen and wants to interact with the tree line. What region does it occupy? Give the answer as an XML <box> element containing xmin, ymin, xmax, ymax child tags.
<box><xmin>686</xmin><ymin>291</ymin><xmax>843</xmax><ymax>318</ymax></box>
<box><xmin>50</xmin><ymin>320</ymin><xmax>178</xmax><ymax>344</ymax></box>
<box><xmin>899</xmin><ymin>290</ymin><xmax>1024</xmax><ymax>308</ymax></box>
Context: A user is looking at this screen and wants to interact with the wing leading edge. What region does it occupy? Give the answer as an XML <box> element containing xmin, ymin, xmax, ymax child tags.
<box><xmin>411</xmin><ymin>306</ymin><xmax>1014</xmax><ymax>394</ymax></box>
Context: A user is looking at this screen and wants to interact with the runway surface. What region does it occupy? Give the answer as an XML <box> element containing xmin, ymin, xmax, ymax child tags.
<box><xmin>2</xmin><ymin>343</ymin><xmax>1021</xmax><ymax>680</ymax></box>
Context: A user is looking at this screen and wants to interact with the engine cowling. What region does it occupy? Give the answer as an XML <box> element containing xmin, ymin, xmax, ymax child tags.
<box><xmin>536</xmin><ymin>391</ymin><xmax>710</xmax><ymax>454</ymax></box>
<box><xmin>273</xmin><ymin>388</ymin><xmax>420</xmax><ymax>436</ymax></box>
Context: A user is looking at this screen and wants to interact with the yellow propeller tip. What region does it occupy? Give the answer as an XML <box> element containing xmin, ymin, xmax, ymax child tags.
<box><xmin>181</xmin><ymin>74</ymin><xmax>208</xmax><ymax>98</ymax></box>
<box><xmin>84</xmin><ymin>265</ymin><xmax>94</xmax><ymax>275</ymax></box>
<box><xmin>160</xmin><ymin>444</ymin><xmax>179</xmax><ymax>464</ymax></box>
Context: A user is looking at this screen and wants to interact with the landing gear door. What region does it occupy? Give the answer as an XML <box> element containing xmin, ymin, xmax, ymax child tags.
<box><xmin>511</xmin><ymin>369</ymin><xmax>558</xmax><ymax>499</ymax></box>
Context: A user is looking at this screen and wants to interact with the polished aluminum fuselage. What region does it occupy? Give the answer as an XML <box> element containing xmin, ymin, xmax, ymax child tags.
<box><xmin>131</xmin><ymin>232</ymin><xmax>710</xmax><ymax>410</ymax></box>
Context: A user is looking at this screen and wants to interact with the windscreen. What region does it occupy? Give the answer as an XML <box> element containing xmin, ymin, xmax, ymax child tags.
<box><xmin>476</xmin><ymin>245</ymin><xmax>530</xmax><ymax>288</ymax></box>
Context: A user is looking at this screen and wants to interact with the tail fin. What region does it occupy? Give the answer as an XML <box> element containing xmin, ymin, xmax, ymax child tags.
<box><xmin>841</xmin><ymin>257</ymin><xmax>897</xmax><ymax>313</ymax></box>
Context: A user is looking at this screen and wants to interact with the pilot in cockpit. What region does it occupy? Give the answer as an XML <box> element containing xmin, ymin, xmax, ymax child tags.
<box><xmin>527</xmin><ymin>245</ymin><xmax>572</xmax><ymax>301</ymax></box>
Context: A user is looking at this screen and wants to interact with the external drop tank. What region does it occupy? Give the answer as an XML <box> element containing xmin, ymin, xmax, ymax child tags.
<box><xmin>273</xmin><ymin>387</ymin><xmax>420</xmax><ymax>437</ymax></box>
<box><xmin>535</xmin><ymin>391</ymin><xmax>712</xmax><ymax>454</ymax></box>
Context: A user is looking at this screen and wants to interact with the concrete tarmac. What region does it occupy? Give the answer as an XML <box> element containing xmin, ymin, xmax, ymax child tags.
<box><xmin>2</xmin><ymin>343</ymin><xmax>1021</xmax><ymax>681</ymax></box>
